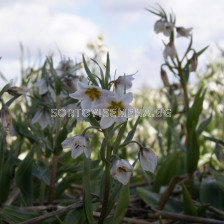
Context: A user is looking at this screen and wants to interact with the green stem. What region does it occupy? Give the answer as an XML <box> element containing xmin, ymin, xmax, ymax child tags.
<box><xmin>98</xmin><ymin>133</ymin><xmax>112</xmax><ymax>224</ymax></box>
<box><xmin>177</xmin><ymin>57</ymin><xmax>195</xmax><ymax>197</ymax></box>
<box><xmin>48</xmin><ymin>94</ymin><xmax>61</xmax><ymax>204</ymax></box>
<box><xmin>177</xmin><ymin>58</ymin><xmax>189</xmax><ymax>113</ymax></box>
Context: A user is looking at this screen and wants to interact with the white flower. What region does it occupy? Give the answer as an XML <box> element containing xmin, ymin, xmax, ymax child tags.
<box><xmin>56</xmin><ymin>59</ymin><xmax>77</xmax><ymax>77</ymax></box>
<box><xmin>115</xmin><ymin>74</ymin><xmax>134</xmax><ymax>95</ymax></box>
<box><xmin>93</xmin><ymin>92</ymin><xmax>134</xmax><ymax>129</ymax></box>
<box><xmin>139</xmin><ymin>147</ymin><xmax>157</xmax><ymax>173</ymax></box>
<box><xmin>61</xmin><ymin>135</ymin><xmax>90</xmax><ymax>159</ymax></box>
<box><xmin>31</xmin><ymin>108</ymin><xmax>53</xmax><ymax>129</ymax></box>
<box><xmin>1</xmin><ymin>103</ymin><xmax>12</xmax><ymax>130</ymax></box>
<box><xmin>110</xmin><ymin>159</ymin><xmax>133</xmax><ymax>185</ymax></box>
<box><xmin>154</xmin><ymin>19</ymin><xmax>165</xmax><ymax>34</ymax></box>
<box><xmin>163</xmin><ymin>22</ymin><xmax>174</xmax><ymax>36</ymax></box>
<box><xmin>33</xmin><ymin>78</ymin><xmax>48</xmax><ymax>95</ymax></box>
<box><xmin>163</xmin><ymin>42</ymin><xmax>177</xmax><ymax>60</ymax></box>
<box><xmin>176</xmin><ymin>27</ymin><xmax>193</xmax><ymax>38</ymax></box>
<box><xmin>69</xmin><ymin>81</ymin><xmax>112</xmax><ymax>110</ymax></box>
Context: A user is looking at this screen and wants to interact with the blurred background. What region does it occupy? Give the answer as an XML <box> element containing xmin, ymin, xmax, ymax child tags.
<box><xmin>0</xmin><ymin>0</ymin><xmax>224</xmax><ymax>89</ymax></box>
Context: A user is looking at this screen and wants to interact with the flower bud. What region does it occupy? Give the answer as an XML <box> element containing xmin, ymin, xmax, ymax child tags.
<box><xmin>139</xmin><ymin>147</ymin><xmax>157</xmax><ymax>173</ymax></box>
<box><xmin>163</xmin><ymin>42</ymin><xmax>177</xmax><ymax>60</ymax></box>
<box><xmin>1</xmin><ymin>103</ymin><xmax>12</xmax><ymax>130</ymax></box>
<box><xmin>190</xmin><ymin>51</ymin><xmax>198</xmax><ymax>72</ymax></box>
<box><xmin>160</xmin><ymin>68</ymin><xmax>170</xmax><ymax>87</ymax></box>
<box><xmin>176</xmin><ymin>27</ymin><xmax>193</xmax><ymax>38</ymax></box>
<box><xmin>7</xmin><ymin>86</ymin><xmax>29</xmax><ymax>96</ymax></box>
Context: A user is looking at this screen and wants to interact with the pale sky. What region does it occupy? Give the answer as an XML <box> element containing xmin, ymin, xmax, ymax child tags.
<box><xmin>0</xmin><ymin>0</ymin><xmax>223</xmax><ymax>90</ymax></box>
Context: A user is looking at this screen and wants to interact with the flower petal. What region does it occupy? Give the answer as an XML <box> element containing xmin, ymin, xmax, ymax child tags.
<box><xmin>71</xmin><ymin>146</ymin><xmax>84</xmax><ymax>159</ymax></box>
<box><xmin>139</xmin><ymin>148</ymin><xmax>157</xmax><ymax>173</ymax></box>
<box><xmin>100</xmin><ymin>117</ymin><xmax>115</xmax><ymax>129</ymax></box>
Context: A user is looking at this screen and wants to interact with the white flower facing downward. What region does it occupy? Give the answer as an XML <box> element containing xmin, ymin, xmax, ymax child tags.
<box><xmin>139</xmin><ymin>147</ymin><xmax>157</xmax><ymax>173</ymax></box>
<box><xmin>93</xmin><ymin>92</ymin><xmax>134</xmax><ymax>129</ymax></box>
<box><xmin>31</xmin><ymin>108</ymin><xmax>53</xmax><ymax>130</ymax></box>
<box><xmin>69</xmin><ymin>81</ymin><xmax>112</xmax><ymax>110</ymax></box>
<box><xmin>163</xmin><ymin>42</ymin><xmax>177</xmax><ymax>60</ymax></box>
<box><xmin>176</xmin><ymin>27</ymin><xmax>193</xmax><ymax>38</ymax></box>
<box><xmin>61</xmin><ymin>135</ymin><xmax>90</xmax><ymax>159</ymax></box>
<box><xmin>154</xmin><ymin>19</ymin><xmax>165</xmax><ymax>34</ymax></box>
<box><xmin>114</xmin><ymin>74</ymin><xmax>135</xmax><ymax>95</ymax></box>
<box><xmin>110</xmin><ymin>159</ymin><xmax>133</xmax><ymax>185</ymax></box>
<box><xmin>163</xmin><ymin>22</ymin><xmax>174</xmax><ymax>36</ymax></box>
<box><xmin>33</xmin><ymin>78</ymin><xmax>48</xmax><ymax>95</ymax></box>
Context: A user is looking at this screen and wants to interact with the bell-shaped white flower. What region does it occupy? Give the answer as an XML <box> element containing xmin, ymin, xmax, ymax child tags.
<box><xmin>154</xmin><ymin>19</ymin><xmax>165</xmax><ymax>34</ymax></box>
<box><xmin>176</xmin><ymin>27</ymin><xmax>193</xmax><ymax>38</ymax></box>
<box><xmin>56</xmin><ymin>59</ymin><xmax>78</xmax><ymax>77</ymax></box>
<box><xmin>115</xmin><ymin>74</ymin><xmax>134</xmax><ymax>95</ymax></box>
<box><xmin>33</xmin><ymin>78</ymin><xmax>48</xmax><ymax>95</ymax></box>
<box><xmin>93</xmin><ymin>92</ymin><xmax>134</xmax><ymax>129</ymax></box>
<box><xmin>163</xmin><ymin>42</ymin><xmax>177</xmax><ymax>60</ymax></box>
<box><xmin>31</xmin><ymin>108</ymin><xmax>53</xmax><ymax>129</ymax></box>
<box><xmin>110</xmin><ymin>159</ymin><xmax>133</xmax><ymax>185</ymax></box>
<box><xmin>1</xmin><ymin>103</ymin><xmax>12</xmax><ymax>130</ymax></box>
<box><xmin>163</xmin><ymin>22</ymin><xmax>174</xmax><ymax>36</ymax></box>
<box><xmin>139</xmin><ymin>147</ymin><xmax>157</xmax><ymax>173</ymax></box>
<box><xmin>61</xmin><ymin>135</ymin><xmax>90</xmax><ymax>159</ymax></box>
<box><xmin>69</xmin><ymin>81</ymin><xmax>112</xmax><ymax>110</ymax></box>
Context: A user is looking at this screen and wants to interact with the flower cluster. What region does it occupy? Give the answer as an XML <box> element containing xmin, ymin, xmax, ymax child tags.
<box><xmin>61</xmin><ymin>55</ymin><xmax>157</xmax><ymax>185</ymax></box>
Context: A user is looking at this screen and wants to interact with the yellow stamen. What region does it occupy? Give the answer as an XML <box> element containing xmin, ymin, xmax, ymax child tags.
<box><xmin>85</xmin><ymin>88</ymin><xmax>102</xmax><ymax>101</ymax></box>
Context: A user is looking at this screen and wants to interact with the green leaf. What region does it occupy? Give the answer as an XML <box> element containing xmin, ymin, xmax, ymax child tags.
<box><xmin>197</xmin><ymin>204</ymin><xmax>209</xmax><ymax>217</ymax></box>
<box><xmin>113</xmin><ymin>122</ymin><xmax>127</xmax><ymax>154</ymax></box>
<box><xmin>33</xmin><ymin>160</ymin><xmax>51</xmax><ymax>186</ymax></box>
<box><xmin>167</xmin><ymin>118</ymin><xmax>187</xmax><ymax>152</ymax></box>
<box><xmin>197</xmin><ymin>45</ymin><xmax>209</xmax><ymax>57</ymax></box>
<box><xmin>123</xmin><ymin>116</ymin><xmax>141</xmax><ymax>144</ymax></box>
<box><xmin>0</xmin><ymin>83</ymin><xmax>10</xmax><ymax>98</ymax></box>
<box><xmin>82</xmin><ymin>55</ymin><xmax>98</xmax><ymax>86</ymax></box>
<box><xmin>137</xmin><ymin>187</ymin><xmax>182</xmax><ymax>212</ymax></box>
<box><xmin>47</xmin><ymin>57</ymin><xmax>61</xmax><ymax>95</ymax></box>
<box><xmin>187</xmin><ymin>129</ymin><xmax>199</xmax><ymax>173</ymax></box>
<box><xmin>186</xmin><ymin>87</ymin><xmax>206</xmax><ymax>132</ymax></box>
<box><xmin>100</xmin><ymin>123</ymin><xmax>124</xmax><ymax>161</ymax></box>
<box><xmin>196</xmin><ymin>114</ymin><xmax>212</xmax><ymax>136</ymax></box>
<box><xmin>154</xmin><ymin>152</ymin><xmax>184</xmax><ymax>192</ymax></box>
<box><xmin>182</xmin><ymin>184</ymin><xmax>197</xmax><ymax>216</ymax></box>
<box><xmin>91</xmin><ymin>58</ymin><xmax>105</xmax><ymax>89</ymax></box>
<box><xmin>56</xmin><ymin>127</ymin><xmax>68</xmax><ymax>155</ymax></box>
<box><xmin>209</xmin><ymin>168</ymin><xmax>224</xmax><ymax>191</ymax></box>
<box><xmin>105</xmin><ymin>52</ymin><xmax>110</xmax><ymax>89</ymax></box>
<box><xmin>0</xmin><ymin>159</ymin><xmax>11</xmax><ymax>204</ymax></box>
<box><xmin>200</xmin><ymin>178</ymin><xmax>224</xmax><ymax>210</ymax></box>
<box><xmin>88</xmin><ymin>113</ymin><xmax>100</xmax><ymax>127</ymax></box>
<box><xmin>83</xmin><ymin>156</ymin><xmax>94</xmax><ymax>224</ymax></box>
<box><xmin>112</xmin><ymin>184</ymin><xmax>129</xmax><ymax>224</ymax></box>
<box><xmin>203</xmin><ymin>136</ymin><xmax>224</xmax><ymax>147</ymax></box>
<box><xmin>107</xmin><ymin>182</ymin><xmax>122</xmax><ymax>216</ymax></box>
<box><xmin>15</xmin><ymin>148</ymin><xmax>34</xmax><ymax>205</ymax></box>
